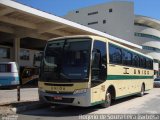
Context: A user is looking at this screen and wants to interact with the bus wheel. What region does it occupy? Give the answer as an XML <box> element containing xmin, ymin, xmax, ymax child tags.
<box><xmin>101</xmin><ymin>92</ymin><xmax>111</xmax><ymax>108</ymax></box>
<box><xmin>138</xmin><ymin>84</ymin><xmax>145</xmax><ymax>97</ymax></box>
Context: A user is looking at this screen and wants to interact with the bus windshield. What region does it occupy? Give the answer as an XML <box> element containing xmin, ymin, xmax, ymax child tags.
<box><xmin>40</xmin><ymin>38</ymin><xmax>91</xmax><ymax>82</ymax></box>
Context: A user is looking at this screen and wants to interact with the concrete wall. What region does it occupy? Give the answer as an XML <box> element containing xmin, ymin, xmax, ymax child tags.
<box><xmin>134</xmin><ymin>25</ymin><xmax>160</xmax><ymax>77</ymax></box>
<box><xmin>134</xmin><ymin>25</ymin><xmax>160</xmax><ymax>60</ymax></box>
<box><xmin>65</xmin><ymin>1</ymin><xmax>135</xmax><ymax>42</ymax></box>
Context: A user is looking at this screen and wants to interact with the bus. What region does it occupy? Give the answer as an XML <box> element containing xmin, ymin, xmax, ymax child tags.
<box><xmin>38</xmin><ymin>35</ymin><xmax>154</xmax><ymax>107</ymax></box>
<box><xmin>0</xmin><ymin>62</ymin><xmax>19</xmax><ymax>88</ymax></box>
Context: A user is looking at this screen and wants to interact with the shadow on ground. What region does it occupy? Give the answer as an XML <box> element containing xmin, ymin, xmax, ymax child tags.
<box><xmin>19</xmin><ymin>93</ymin><xmax>149</xmax><ymax>117</ymax></box>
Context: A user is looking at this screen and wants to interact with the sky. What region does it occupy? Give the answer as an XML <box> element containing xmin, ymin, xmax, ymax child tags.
<box><xmin>15</xmin><ymin>0</ymin><xmax>160</xmax><ymax>20</ymax></box>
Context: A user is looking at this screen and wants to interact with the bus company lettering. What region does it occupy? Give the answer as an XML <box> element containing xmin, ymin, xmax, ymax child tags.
<box><xmin>134</xmin><ymin>69</ymin><xmax>150</xmax><ymax>75</ymax></box>
<box><xmin>123</xmin><ymin>67</ymin><xmax>150</xmax><ymax>75</ymax></box>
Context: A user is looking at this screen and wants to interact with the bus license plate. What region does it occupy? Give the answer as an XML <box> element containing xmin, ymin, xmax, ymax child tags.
<box><xmin>53</xmin><ymin>96</ymin><xmax>62</xmax><ymax>100</ymax></box>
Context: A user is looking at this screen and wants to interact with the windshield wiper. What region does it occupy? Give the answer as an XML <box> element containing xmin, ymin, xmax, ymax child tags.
<box><xmin>60</xmin><ymin>73</ymin><xmax>70</xmax><ymax>79</ymax></box>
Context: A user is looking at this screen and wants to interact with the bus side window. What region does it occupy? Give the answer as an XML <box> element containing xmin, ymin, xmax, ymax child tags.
<box><xmin>132</xmin><ymin>54</ymin><xmax>140</xmax><ymax>67</ymax></box>
<box><xmin>109</xmin><ymin>44</ymin><xmax>122</xmax><ymax>64</ymax></box>
<box><xmin>91</xmin><ymin>40</ymin><xmax>107</xmax><ymax>82</ymax></box>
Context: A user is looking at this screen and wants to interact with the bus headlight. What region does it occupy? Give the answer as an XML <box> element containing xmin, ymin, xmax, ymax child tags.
<box><xmin>73</xmin><ymin>89</ymin><xmax>87</xmax><ymax>94</ymax></box>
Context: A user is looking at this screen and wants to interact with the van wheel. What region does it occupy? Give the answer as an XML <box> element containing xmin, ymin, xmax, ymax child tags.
<box><xmin>138</xmin><ymin>84</ymin><xmax>145</xmax><ymax>97</ymax></box>
<box><xmin>101</xmin><ymin>92</ymin><xmax>111</xmax><ymax>108</ymax></box>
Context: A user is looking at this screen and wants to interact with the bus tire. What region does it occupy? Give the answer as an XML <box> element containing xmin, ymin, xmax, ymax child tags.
<box><xmin>138</xmin><ymin>84</ymin><xmax>145</xmax><ymax>97</ymax></box>
<box><xmin>101</xmin><ymin>92</ymin><xmax>111</xmax><ymax>108</ymax></box>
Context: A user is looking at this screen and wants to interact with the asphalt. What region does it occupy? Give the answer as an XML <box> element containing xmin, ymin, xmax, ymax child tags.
<box><xmin>16</xmin><ymin>88</ymin><xmax>160</xmax><ymax>120</ymax></box>
<box><xmin>0</xmin><ymin>88</ymin><xmax>38</xmax><ymax>105</ymax></box>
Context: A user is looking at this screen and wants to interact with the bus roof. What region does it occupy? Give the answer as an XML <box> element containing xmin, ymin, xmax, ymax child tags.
<box><xmin>48</xmin><ymin>35</ymin><xmax>153</xmax><ymax>60</ymax></box>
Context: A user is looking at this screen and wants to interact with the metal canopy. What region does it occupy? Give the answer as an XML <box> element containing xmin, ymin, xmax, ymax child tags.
<box><xmin>0</xmin><ymin>0</ymin><xmax>141</xmax><ymax>49</ymax></box>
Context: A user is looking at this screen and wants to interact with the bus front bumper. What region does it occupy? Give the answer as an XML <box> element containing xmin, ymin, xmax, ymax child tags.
<box><xmin>38</xmin><ymin>89</ymin><xmax>91</xmax><ymax>107</ymax></box>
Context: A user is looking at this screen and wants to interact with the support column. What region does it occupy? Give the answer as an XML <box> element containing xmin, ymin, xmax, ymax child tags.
<box><xmin>159</xmin><ymin>61</ymin><xmax>160</xmax><ymax>77</ymax></box>
<box><xmin>14</xmin><ymin>37</ymin><xmax>20</xmax><ymax>66</ymax></box>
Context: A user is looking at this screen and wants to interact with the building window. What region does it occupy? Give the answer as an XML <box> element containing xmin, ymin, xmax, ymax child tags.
<box><xmin>34</xmin><ymin>52</ymin><xmax>43</xmax><ymax>61</ymax></box>
<box><xmin>143</xmin><ymin>46</ymin><xmax>160</xmax><ymax>52</ymax></box>
<box><xmin>0</xmin><ymin>47</ymin><xmax>10</xmax><ymax>59</ymax></box>
<box><xmin>103</xmin><ymin>20</ymin><xmax>106</xmax><ymax>24</ymax></box>
<box><xmin>109</xmin><ymin>8</ymin><xmax>112</xmax><ymax>13</ymax></box>
<box><xmin>88</xmin><ymin>11</ymin><xmax>98</xmax><ymax>16</ymax></box>
<box><xmin>20</xmin><ymin>49</ymin><xmax>30</xmax><ymax>60</ymax></box>
<box><xmin>76</xmin><ymin>11</ymin><xmax>79</xmax><ymax>13</ymax></box>
<box><xmin>88</xmin><ymin>21</ymin><xmax>98</xmax><ymax>25</ymax></box>
<box><xmin>135</xmin><ymin>32</ymin><xmax>160</xmax><ymax>41</ymax></box>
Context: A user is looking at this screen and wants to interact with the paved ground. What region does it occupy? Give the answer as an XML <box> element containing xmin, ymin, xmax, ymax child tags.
<box><xmin>16</xmin><ymin>88</ymin><xmax>160</xmax><ymax>120</ymax></box>
<box><xmin>0</xmin><ymin>88</ymin><xmax>38</xmax><ymax>105</ymax></box>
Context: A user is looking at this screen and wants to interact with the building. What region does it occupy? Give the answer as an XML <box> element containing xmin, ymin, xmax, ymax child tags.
<box><xmin>134</xmin><ymin>15</ymin><xmax>160</xmax><ymax>77</ymax></box>
<box><xmin>1</xmin><ymin>0</ymin><xmax>159</xmax><ymax>77</ymax></box>
<box><xmin>65</xmin><ymin>1</ymin><xmax>160</xmax><ymax>77</ymax></box>
<box><xmin>0</xmin><ymin>0</ymin><xmax>140</xmax><ymax>70</ymax></box>
<box><xmin>65</xmin><ymin>1</ymin><xmax>135</xmax><ymax>43</ymax></box>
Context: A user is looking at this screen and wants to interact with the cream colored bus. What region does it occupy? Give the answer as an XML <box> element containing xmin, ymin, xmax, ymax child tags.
<box><xmin>38</xmin><ymin>35</ymin><xmax>154</xmax><ymax>107</ymax></box>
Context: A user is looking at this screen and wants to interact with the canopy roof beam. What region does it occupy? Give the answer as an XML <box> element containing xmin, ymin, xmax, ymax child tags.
<box><xmin>38</xmin><ymin>24</ymin><xmax>67</xmax><ymax>34</ymax></box>
<box><xmin>0</xmin><ymin>16</ymin><xmax>37</xmax><ymax>29</ymax></box>
<box><xmin>0</xmin><ymin>8</ymin><xmax>14</xmax><ymax>16</ymax></box>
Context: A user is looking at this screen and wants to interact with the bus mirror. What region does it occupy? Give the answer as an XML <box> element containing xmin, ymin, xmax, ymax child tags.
<box><xmin>101</xmin><ymin>64</ymin><xmax>106</xmax><ymax>69</ymax></box>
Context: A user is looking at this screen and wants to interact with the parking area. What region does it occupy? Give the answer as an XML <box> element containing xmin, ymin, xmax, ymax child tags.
<box><xmin>16</xmin><ymin>88</ymin><xmax>160</xmax><ymax>120</ymax></box>
<box><xmin>0</xmin><ymin>87</ymin><xmax>160</xmax><ymax>120</ymax></box>
<box><xmin>0</xmin><ymin>88</ymin><xmax>38</xmax><ymax>105</ymax></box>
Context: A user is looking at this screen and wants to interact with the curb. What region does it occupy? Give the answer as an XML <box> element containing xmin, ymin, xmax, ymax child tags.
<box><xmin>10</xmin><ymin>102</ymin><xmax>49</xmax><ymax>113</ymax></box>
<box><xmin>0</xmin><ymin>100</ymin><xmax>37</xmax><ymax>106</ymax></box>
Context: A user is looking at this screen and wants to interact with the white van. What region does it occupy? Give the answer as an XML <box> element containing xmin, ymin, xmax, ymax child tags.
<box><xmin>0</xmin><ymin>62</ymin><xmax>19</xmax><ymax>87</ymax></box>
